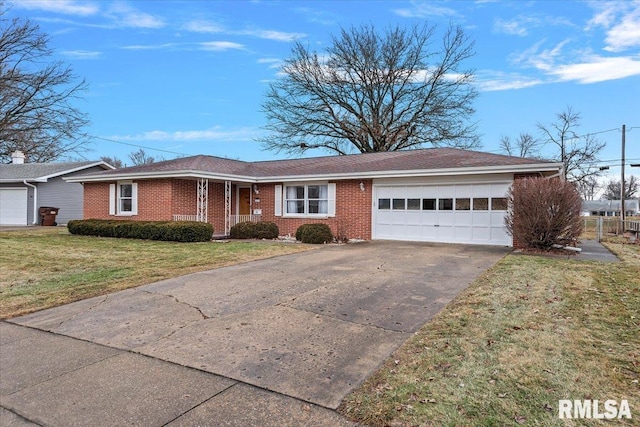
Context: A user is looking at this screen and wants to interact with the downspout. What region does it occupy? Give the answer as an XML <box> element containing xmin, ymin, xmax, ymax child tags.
<box><xmin>23</xmin><ymin>180</ymin><xmax>38</xmax><ymax>225</ymax></box>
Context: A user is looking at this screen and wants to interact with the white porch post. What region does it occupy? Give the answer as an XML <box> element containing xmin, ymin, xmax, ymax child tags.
<box><xmin>224</xmin><ymin>180</ymin><xmax>231</xmax><ymax>235</ymax></box>
<box><xmin>196</xmin><ymin>178</ymin><xmax>208</xmax><ymax>222</ymax></box>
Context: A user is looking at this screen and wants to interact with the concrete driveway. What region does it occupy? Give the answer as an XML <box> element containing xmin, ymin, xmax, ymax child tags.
<box><xmin>2</xmin><ymin>241</ymin><xmax>508</xmax><ymax>425</ymax></box>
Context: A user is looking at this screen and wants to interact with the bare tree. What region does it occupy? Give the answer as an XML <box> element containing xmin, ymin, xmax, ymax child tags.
<box><xmin>536</xmin><ymin>107</ymin><xmax>605</xmax><ymax>183</ymax></box>
<box><xmin>602</xmin><ymin>176</ymin><xmax>638</xmax><ymax>200</ymax></box>
<box><xmin>100</xmin><ymin>155</ymin><xmax>124</xmax><ymax>169</ymax></box>
<box><xmin>128</xmin><ymin>148</ymin><xmax>158</xmax><ymax>166</ymax></box>
<box><xmin>575</xmin><ymin>175</ymin><xmax>601</xmax><ymax>201</ymax></box>
<box><xmin>499</xmin><ymin>133</ymin><xmax>539</xmax><ymax>158</ymax></box>
<box><xmin>260</xmin><ymin>23</ymin><xmax>479</xmax><ymax>156</ymax></box>
<box><xmin>0</xmin><ymin>8</ymin><xmax>89</xmax><ymax>163</ymax></box>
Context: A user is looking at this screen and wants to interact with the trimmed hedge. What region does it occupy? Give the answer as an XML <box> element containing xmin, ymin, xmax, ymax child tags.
<box><xmin>295</xmin><ymin>223</ymin><xmax>334</xmax><ymax>244</ymax></box>
<box><xmin>67</xmin><ymin>219</ymin><xmax>213</xmax><ymax>242</ymax></box>
<box><xmin>229</xmin><ymin>221</ymin><xmax>279</xmax><ymax>240</ymax></box>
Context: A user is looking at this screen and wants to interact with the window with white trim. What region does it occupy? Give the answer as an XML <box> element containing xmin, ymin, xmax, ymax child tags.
<box><xmin>285</xmin><ymin>184</ymin><xmax>328</xmax><ymax>215</ymax></box>
<box><xmin>119</xmin><ymin>183</ymin><xmax>133</xmax><ymax>213</ymax></box>
<box><xmin>109</xmin><ymin>181</ymin><xmax>138</xmax><ymax>216</ymax></box>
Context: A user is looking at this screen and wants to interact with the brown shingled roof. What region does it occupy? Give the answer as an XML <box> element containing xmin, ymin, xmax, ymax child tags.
<box><xmin>74</xmin><ymin>148</ymin><xmax>557</xmax><ymax>181</ymax></box>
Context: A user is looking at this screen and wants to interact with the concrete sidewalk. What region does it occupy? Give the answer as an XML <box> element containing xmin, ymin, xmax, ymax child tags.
<box><xmin>576</xmin><ymin>239</ymin><xmax>619</xmax><ymax>262</ymax></box>
<box><xmin>1</xmin><ymin>322</ymin><xmax>353</xmax><ymax>427</ymax></box>
<box><xmin>1</xmin><ymin>241</ymin><xmax>508</xmax><ymax>426</ymax></box>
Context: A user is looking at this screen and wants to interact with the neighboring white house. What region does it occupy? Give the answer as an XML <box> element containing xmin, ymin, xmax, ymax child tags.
<box><xmin>581</xmin><ymin>199</ymin><xmax>640</xmax><ymax>217</ymax></box>
<box><xmin>0</xmin><ymin>151</ymin><xmax>114</xmax><ymax>226</ymax></box>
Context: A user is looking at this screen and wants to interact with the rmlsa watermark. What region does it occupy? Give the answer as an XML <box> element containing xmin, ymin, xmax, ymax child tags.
<box><xmin>559</xmin><ymin>399</ymin><xmax>632</xmax><ymax>420</ymax></box>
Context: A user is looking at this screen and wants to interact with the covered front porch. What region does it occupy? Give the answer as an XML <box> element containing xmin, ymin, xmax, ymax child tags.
<box><xmin>171</xmin><ymin>178</ymin><xmax>262</xmax><ymax>236</ymax></box>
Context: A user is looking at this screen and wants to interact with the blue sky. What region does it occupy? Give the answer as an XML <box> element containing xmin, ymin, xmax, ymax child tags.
<box><xmin>8</xmin><ymin>0</ymin><xmax>640</xmax><ymax>180</ymax></box>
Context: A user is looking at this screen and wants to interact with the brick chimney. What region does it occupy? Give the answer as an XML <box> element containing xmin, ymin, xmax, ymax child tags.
<box><xmin>11</xmin><ymin>151</ymin><xmax>25</xmax><ymax>164</ymax></box>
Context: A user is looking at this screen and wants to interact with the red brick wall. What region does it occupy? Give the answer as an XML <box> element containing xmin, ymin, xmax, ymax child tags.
<box><xmin>257</xmin><ymin>180</ymin><xmax>372</xmax><ymax>240</ymax></box>
<box><xmin>84</xmin><ymin>182</ymin><xmax>110</xmax><ymax>219</ymax></box>
<box><xmin>84</xmin><ymin>179</ymin><xmax>176</xmax><ymax>221</ymax></box>
<box><xmin>84</xmin><ymin>178</ymin><xmax>374</xmax><ymax>240</ymax></box>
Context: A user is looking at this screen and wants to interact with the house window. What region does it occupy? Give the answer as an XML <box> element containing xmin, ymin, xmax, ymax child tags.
<box><xmin>285</xmin><ymin>184</ymin><xmax>328</xmax><ymax>215</ymax></box>
<box><xmin>119</xmin><ymin>183</ymin><xmax>133</xmax><ymax>213</ymax></box>
<box><xmin>110</xmin><ymin>181</ymin><xmax>137</xmax><ymax>216</ymax></box>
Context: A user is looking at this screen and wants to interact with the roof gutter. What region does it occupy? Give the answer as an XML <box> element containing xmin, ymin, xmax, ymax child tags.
<box><xmin>22</xmin><ymin>180</ymin><xmax>38</xmax><ymax>225</ymax></box>
<box><xmin>64</xmin><ymin>162</ymin><xmax>565</xmax><ymax>184</ymax></box>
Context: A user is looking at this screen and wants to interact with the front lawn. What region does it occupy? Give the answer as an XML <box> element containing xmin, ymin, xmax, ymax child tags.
<box><xmin>0</xmin><ymin>227</ymin><xmax>312</xmax><ymax>319</ymax></box>
<box><xmin>340</xmin><ymin>242</ymin><xmax>639</xmax><ymax>426</ymax></box>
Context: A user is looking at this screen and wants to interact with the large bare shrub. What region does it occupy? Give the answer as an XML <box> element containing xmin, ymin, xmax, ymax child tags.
<box><xmin>505</xmin><ymin>177</ymin><xmax>583</xmax><ymax>249</ymax></box>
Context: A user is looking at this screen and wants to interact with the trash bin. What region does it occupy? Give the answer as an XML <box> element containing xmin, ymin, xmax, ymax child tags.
<box><xmin>39</xmin><ymin>207</ymin><xmax>60</xmax><ymax>226</ymax></box>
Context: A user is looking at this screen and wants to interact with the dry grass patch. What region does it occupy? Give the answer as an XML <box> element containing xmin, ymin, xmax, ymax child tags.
<box><xmin>340</xmin><ymin>243</ymin><xmax>639</xmax><ymax>426</ymax></box>
<box><xmin>0</xmin><ymin>227</ymin><xmax>313</xmax><ymax>318</ymax></box>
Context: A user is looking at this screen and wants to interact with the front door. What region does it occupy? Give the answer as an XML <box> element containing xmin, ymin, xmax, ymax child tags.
<box><xmin>239</xmin><ymin>187</ymin><xmax>251</xmax><ymax>215</ymax></box>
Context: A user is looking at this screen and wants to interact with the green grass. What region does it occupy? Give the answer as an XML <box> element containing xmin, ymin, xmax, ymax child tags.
<box><xmin>339</xmin><ymin>242</ymin><xmax>639</xmax><ymax>426</ymax></box>
<box><xmin>0</xmin><ymin>227</ymin><xmax>313</xmax><ymax>318</ymax></box>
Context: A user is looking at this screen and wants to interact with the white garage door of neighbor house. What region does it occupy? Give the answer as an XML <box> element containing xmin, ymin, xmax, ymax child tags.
<box><xmin>373</xmin><ymin>183</ymin><xmax>512</xmax><ymax>246</ymax></box>
<box><xmin>0</xmin><ymin>188</ymin><xmax>28</xmax><ymax>226</ymax></box>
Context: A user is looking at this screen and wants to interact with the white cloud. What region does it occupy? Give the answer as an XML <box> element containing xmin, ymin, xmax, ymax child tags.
<box><xmin>121</xmin><ymin>43</ymin><xmax>179</xmax><ymax>50</ymax></box>
<box><xmin>12</xmin><ymin>0</ymin><xmax>99</xmax><ymax>16</ymax></box>
<box><xmin>494</xmin><ymin>18</ymin><xmax>529</xmax><ymax>36</ymax></box>
<box><xmin>294</xmin><ymin>7</ymin><xmax>337</xmax><ymax>26</ymax></box>
<box><xmin>603</xmin><ymin>4</ymin><xmax>640</xmax><ymax>51</ymax></box>
<box><xmin>183</xmin><ymin>20</ymin><xmax>304</xmax><ymax>42</ymax></box>
<box><xmin>111</xmin><ymin>127</ymin><xmax>258</xmax><ymax>142</ymax></box>
<box><xmin>393</xmin><ymin>2</ymin><xmax>459</xmax><ymax>18</ymax></box>
<box><xmin>511</xmin><ymin>39</ymin><xmax>572</xmax><ymax>72</ymax></box>
<box><xmin>199</xmin><ymin>41</ymin><xmax>245</xmax><ymax>51</ymax></box>
<box><xmin>588</xmin><ymin>0</ymin><xmax>640</xmax><ymax>52</ymax></box>
<box><xmin>183</xmin><ymin>19</ymin><xmax>225</xmax><ymax>34</ymax></box>
<box><xmin>257</xmin><ymin>58</ymin><xmax>282</xmax><ymax>69</ymax></box>
<box><xmin>106</xmin><ymin>2</ymin><xmax>165</xmax><ymax>29</ymax></box>
<box><xmin>550</xmin><ymin>55</ymin><xmax>640</xmax><ymax>83</ymax></box>
<box><xmin>242</xmin><ymin>29</ymin><xmax>304</xmax><ymax>42</ymax></box>
<box><xmin>60</xmin><ymin>49</ymin><xmax>102</xmax><ymax>58</ymax></box>
<box><xmin>476</xmin><ymin>71</ymin><xmax>544</xmax><ymax>91</ymax></box>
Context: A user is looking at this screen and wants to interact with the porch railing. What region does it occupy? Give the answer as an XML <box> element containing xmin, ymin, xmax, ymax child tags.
<box><xmin>172</xmin><ymin>214</ymin><xmax>263</xmax><ymax>227</ymax></box>
<box><xmin>229</xmin><ymin>214</ymin><xmax>262</xmax><ymax>227</ymax></box>
<box><xmin>173</xmin><ymin>214</ymin><xmax>200</xmax><ymax>222</ymax></box>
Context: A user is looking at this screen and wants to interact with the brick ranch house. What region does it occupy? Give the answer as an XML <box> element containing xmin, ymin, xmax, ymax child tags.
<box><xmin>66</xmin><ymin>148</ymin><xmax>563</xmax><ymax>246</ymax></box>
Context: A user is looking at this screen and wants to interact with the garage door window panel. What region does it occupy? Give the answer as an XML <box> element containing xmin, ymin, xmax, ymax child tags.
<box><xmin>439</xmin><ymin>198</ymin><xmax>453</xmax><ymax>211</ymax></box>
<box><xmin>473</xmin><ymin>198</ymin><xmax>489</xmax><ymax>210</ymax></box>
<box><xmin>378</xmin><ymin>198</ymin><xmax>391</xmax><ymax>210</ymax></box>
<box><xmin>491</xmin><ymin>197</ymin><xmax>508</xmax><ymax>211</ymax></box>
<box><xmin>422</xmin><ymin>198</ymin><xmax>436</xmax><ymax>210</ymax></box>
<box><xmin>407</xmin><ymin>198</ymin><xmax>421</xmax><ymax>210</ymax></box>
<box><xmin>392</xmin><ymin>199</ymin><xmax>405</xmax><ymax>210</ymax></box>
<box><xmin>456</xmin><ymin>198</ymin><xmax>471</xmax><ymax>210</ymax></box>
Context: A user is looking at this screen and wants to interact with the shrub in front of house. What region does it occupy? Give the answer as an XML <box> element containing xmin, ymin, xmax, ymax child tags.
<box><xmin>295</xmin><ymin>223</ymin><xmax>334</xmax><ymax>244</ymax></box>
<box><xmin>229</xmin><ymin>221</ymin><xmax>279</xmax><ymax>239</ymax></box>
<box><xmin>67</xmin><ymin>219</ymin><xmax>213</xmax><ymax>242</ymax></box>
<box><xmin>505</xmin><ymin>177</ymin><xmax>583</xmax><ymax>250</ymax></box>
<box><xmin>229</xmin><ymin>221</ymin><xmax>256</xmax><ymax>239</ymax></box>
<box><xmin>253</xmin><ymin>221</ymin><xmax>279</xmax><ymax>239</ymax></box>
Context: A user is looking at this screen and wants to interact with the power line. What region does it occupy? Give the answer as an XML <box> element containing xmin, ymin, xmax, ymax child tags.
<box><xmin>90</xmin><ymin>135</ymin><xmax>190</xmax><ymax>157</ymax></box>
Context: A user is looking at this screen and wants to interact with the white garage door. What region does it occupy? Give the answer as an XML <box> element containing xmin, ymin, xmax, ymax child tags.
<box><xmin>373</xmin><ymin>183</ymin><xmax>511</xmax><ymax>246</ymax></box>
<box><xmin>0</xmin><ymin>188</ymin><xmax>28</xmax><ymax>226</ymax></box>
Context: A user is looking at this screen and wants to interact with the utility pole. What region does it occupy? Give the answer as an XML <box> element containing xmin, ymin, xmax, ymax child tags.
<box><xmin>621</xmin><ymin>124</ymin><xmax>625</xmax><ymax>227</ymax></box>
